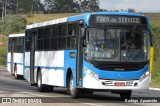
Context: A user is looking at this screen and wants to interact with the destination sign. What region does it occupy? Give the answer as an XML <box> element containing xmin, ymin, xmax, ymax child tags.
<box><xmin>89</xmin><ymin>15</ymin><xmax>147</xmax><ymax>26</ymax></box>
<box><xmin>96</xmin><ymin>16</ymin><xmax>141</xmax><ymax>24</ymax></box>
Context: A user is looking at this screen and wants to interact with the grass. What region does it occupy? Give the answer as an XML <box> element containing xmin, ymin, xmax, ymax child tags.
<box><xmin>0</xmin><ymin>36</ymin><xmax>7</xmax><ymax>67</ymax></box>
<box><xmin>22</xmin><ymin>13</ymin><xmax>80</xmax><ymax>24</ymax></box>
<box><xmin>150</xmin><ymin>52</ymin><xmax>160</xmax><ymax>88</ymax></box>
<box><xmin>143</xmin><ymin>13</ymin><xmax>160</xmax><ymax>25</ymax></box>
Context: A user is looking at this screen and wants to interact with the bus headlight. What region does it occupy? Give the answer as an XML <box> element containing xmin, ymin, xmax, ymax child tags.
<box><xmin>140</xmin><ymin>71</ymin><xmax>150</xmax><ymax>82</ymax></box>
<box><xmin>84</xmin><ymin>67</ymin><xmax>98</xmax><ymax>80</ymax></box>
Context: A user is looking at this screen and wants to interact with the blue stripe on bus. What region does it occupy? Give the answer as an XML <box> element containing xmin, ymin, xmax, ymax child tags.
<box><xmin>24</xmin><ymin>66</ymin><xmax>65</xmax><ymax>70</ymax></box>
<box><xmin>83</xmin><ymin>60</ymin><xmax>149</xmax><ymax>80</ymax></box>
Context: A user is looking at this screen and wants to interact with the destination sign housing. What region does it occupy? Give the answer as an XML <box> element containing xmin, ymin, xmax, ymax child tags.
<box><xmin>89</xmin><ymin>15</ymin><xmax>148</xmax><ymax>27</ymax></box>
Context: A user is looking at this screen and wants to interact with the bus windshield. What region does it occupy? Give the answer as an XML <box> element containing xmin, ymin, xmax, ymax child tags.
<box><xmin>85</xmin><ymin>28</ymin><xmax>150</xmax><ymax>62</ymax></box>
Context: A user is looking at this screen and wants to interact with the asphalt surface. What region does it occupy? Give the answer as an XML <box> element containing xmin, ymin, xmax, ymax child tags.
<box><xmin>0</xmin><ymin>67</ymin><xmax>160</xmax><ymax>106</ymax></box>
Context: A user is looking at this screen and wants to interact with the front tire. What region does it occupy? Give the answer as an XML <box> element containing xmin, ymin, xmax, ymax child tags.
<box><xmin>68</xmin><ymin>74</ymin><xmax>80</xmax><ymax>98</ymax></box>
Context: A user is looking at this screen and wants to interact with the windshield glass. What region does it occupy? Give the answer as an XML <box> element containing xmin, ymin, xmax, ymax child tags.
<box><xmin>84</xmin><ymin>28</ymin><xmax>150</xmax><ymax>62</ymax></box>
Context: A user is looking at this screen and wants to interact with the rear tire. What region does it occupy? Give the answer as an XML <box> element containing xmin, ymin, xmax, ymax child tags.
<box><xmin>37</xmin><ymin>71</ymin><xmax>46</xmax><ymax>92</ymax></box>
<box><xmin>14</xmin><ymin>65</ymin><xmax>19</xmax><ymax>79</ymax></box>
<box><xmin>37</xmin><ymin>70</ymin><xmax>54</xmax><ymax>92</ymax></box>
<box><xmin>120</xmin><ymin>90</ymin><xmax>132</xmax><ymax>100</ymax></box>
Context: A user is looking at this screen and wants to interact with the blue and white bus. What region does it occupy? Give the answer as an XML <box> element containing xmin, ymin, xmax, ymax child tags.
<box><xmin>24</xmin><ymin>12</ymin><xmax>151</xmax><ymax>99</ymax></box>
<box><xmin>7</xmin><ymin>33</ymin><xmax>25</xmax><ymax>79</ymax></box>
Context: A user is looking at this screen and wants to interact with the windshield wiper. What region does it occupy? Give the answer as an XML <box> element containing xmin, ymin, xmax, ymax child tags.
<box><xmin>130</xmin><ymin>26</ymin><xmax>137</xmax><ymax>38</ymax></box>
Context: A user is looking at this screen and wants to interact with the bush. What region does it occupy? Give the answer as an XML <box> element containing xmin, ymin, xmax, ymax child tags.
<box><xmin>150</xmin><ymin>23</ymin><xmax>160</xmax><ymax>87</ymax></box>
<box><xmin>150</xmin><ymin>23</ymin><xmax>160</xmax><ymax>61</ymax></box>
<box><xmin>0</xmin><ymin>15</ymin><xmax>27</xmax><ymax>35</ymax></box>
<box><xmin>0</xmin><ymin>46</ymin><xmax>6</xmax><ymax>66</ymax></box>
<box><xmin>27</xmin><ymin>14</ymin><xmax>34</xmax><ymax>18</ymax></box>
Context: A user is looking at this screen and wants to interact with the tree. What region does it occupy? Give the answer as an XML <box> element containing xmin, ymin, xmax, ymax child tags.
<box><xmin>0</xmin><ymin>15</ymin><xmax>27</xmax><ymax>35</ymax></box>
<box><xmin>0</xmin><ymin>0</ymin><xmax>7</xmax><ymax>19</ymax></box>
<box><xmin>128</xmin><ymin>8</ymin><xmax>136</xmax><ymax>13</ymax></box>
<box><xmin>80</xmin><ymin>0</ymin><xmax>100</xmax><ymax>12</ymax></box>
<box><xmin>44</xmin><ymin>0</ymin><xmax>80</xmax><ymax>13</ymax></box>
<box><xmin>14</xmin><ymin>0</ymin><xmax>45</xmax><ymax>14</ymax></box>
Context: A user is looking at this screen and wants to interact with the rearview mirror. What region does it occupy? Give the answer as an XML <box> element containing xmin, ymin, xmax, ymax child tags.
<box><xmin>80</xmin><ymin>28</ymin><xmax>85</xmax><ymax>39</ymax></box>
<box><xmin>80</xmin><ymin>28</ymin><xmax>87</xmax><ymax>47</ymax></box>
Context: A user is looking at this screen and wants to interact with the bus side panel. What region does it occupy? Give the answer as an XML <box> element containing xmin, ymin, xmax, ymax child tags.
<box><xmin>14</xmin><ymin>53</ymin><xmax>24</xmax><ymax>75</ymax></box>
<box><xmin>34</xmin><ymin>51</ymin><xmax>64</xmax><ymax>67</ymax></box>
<box><xmin>34</xmin><ymin>51</ymin><xmax>65</xmax><ymax>87</ymax></box>
<box><xmin>64</xmin><ymin>50</ymin><xmax>77</xmax><ymax>87</ymax></box>
<box><xmin>41</xmin><ymin>69</ymin><xmax>64</xmax><ymax>86</ymax></box>
<box><xmin>7</xmin><ymin>53</ymin><xmax>11</xmax><ymax>72</ymax></box>
<box><xmin>24</xmin><ymin>52</ymin><xmax>30</xmax><ymax>81</ymax></box>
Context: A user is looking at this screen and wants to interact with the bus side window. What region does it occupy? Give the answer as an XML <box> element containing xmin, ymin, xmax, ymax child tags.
<box><xmin>58</xmin><ymin>24</ymin><xmax>67</xmax><ymax>49</ymax></box>
<box><xmin>67</xmin><ymin>23</ymin><xmax>77</xmax><ymax>49</ymax></box>
<box><xmin>37</xmin><ymin>29</ymin><xmax>44</xmax><ymax>50</ymax></box>
<box><xmin>51</xmin><ymin>26</ymin><xmax>58</xmax><ymax>50</ymax></box>
<box><xmin>44</xmin><ymin>27</ymin><xmax>51</xmax><ymax>50</ymax></box>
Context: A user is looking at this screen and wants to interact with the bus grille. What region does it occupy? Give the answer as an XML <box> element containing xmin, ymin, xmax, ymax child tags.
<box><xmin>101</xmin><ymin>80</ymin><xmax>137</xmax><ymax>86</ymax></box>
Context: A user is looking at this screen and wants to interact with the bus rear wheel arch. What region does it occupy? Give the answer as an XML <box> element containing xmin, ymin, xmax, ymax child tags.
<box><xmin>37</xmin><ymin>68</ymin><xmax>53</xmax><ymax>92</ymax></box>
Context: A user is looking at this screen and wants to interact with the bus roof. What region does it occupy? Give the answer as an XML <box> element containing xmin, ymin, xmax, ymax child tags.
<box><xmin>26</xmin><ymin>12</ymin><xmax>147</xmax><ymax>30</ymax></box>
<box><xmin>9</xmin><ymin>33</ymin><xmax>25</xmax><ymax>37</ymax></box>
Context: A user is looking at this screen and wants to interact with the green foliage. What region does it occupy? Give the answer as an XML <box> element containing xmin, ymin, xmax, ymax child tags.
<box><xmin>44</xmin><ymin>0</ymin><xmax>81</xmax><ymax>13</ymax></box>
<box><xmin>0</xmin><ymin>15</ymin><xmax>27</xmax><ymax>35</ymax></box>
<box><xmin>0</xmin><ymin>45</ymin><xmax>6</xmax><ymax>66</ymax></box>
<box><xmin>150</xmin><ymin>23</ymin><xmax>160</xmax><ymax>87</ymax></box>
<box><xmin>151</xmin><ymin>52</ymin><xmax>160</xmax><ymax>88</ymax></box>
<box><xmin>81</xmin><ymin>0</ymin><xmax>100</xmax><ymax>12</ymax></box>
<box><xmin>0</xmin><ymin>0</ymin><xmax>101</xmax><ymax>14</ymax></box>
<box><xmin>44</xmin><ymin>0</ymin><xmax>100</xmax><ymax>13</ymax></box>
<box><xmin>150</xmin><ymin>23</ymin><xmax>160</xmax><ymax>61</ymax></box>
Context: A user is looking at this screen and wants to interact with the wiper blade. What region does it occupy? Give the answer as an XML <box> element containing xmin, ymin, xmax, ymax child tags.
<box><xmin>130</xmin><ymin>26</ymin><xmax>137</xmax><ymax>38</ymax></box>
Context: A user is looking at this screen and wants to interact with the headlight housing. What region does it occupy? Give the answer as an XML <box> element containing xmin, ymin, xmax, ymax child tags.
<box><xmin>140</xmin><ymin>70</ymin><xmax>150</xmax><ymax>82</ymax></box>
<box><xmin>84</xmin><ymin>67</ymin><xmax>98</xmax><ymax>80</ymax></box>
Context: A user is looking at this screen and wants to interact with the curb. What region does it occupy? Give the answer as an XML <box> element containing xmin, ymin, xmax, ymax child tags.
<box><xmin>149</xmin><ymin>87</ymin><xmax>160</xmax><ymax>91</ymax></box>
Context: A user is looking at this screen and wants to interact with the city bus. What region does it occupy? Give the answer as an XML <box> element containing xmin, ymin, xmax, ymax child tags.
<box><xmin>24</xmin><ymin>12</ymin><xmax>151</xmax><ymax>99</ymax></box>
<box><xmin>6</xmin><ymin>33</ymin><xmax>25</xmax><ymax>79</ymax></box>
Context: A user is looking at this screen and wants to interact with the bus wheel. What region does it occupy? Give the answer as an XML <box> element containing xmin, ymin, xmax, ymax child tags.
<box><xmin>37</xmin><ymin>71</ymin><xmax>46</xmax><ymax>92</ymax></box>
<box><xmin>68</xmin><ymin>74</ymin><xmax>80</xmax><ymax>98</ymax></box>
<box><xmin>14</xmin><ymin>65</ymin><xmax>19</xmax><ymax>79</ymax></box>
<box><xmin>120</xmin><ymin>90</ymin><xmax>132</xmax><ymax>100</ymax></box>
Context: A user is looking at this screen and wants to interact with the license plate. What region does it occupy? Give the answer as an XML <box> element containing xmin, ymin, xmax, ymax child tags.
<box><xmin>114</xmin><ymin>82</ymin><xmax>126</xmax><ymax>86</ymax></box>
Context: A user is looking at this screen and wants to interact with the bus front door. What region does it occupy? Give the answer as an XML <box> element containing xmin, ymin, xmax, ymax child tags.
<box><xmin>76</xmin><ymin>27</ymin><xmax>84</xmax><ymax>86</ymax></box>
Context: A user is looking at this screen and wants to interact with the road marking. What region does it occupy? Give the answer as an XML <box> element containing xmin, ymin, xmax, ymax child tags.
<box><xmin>84</xmin><ymin>103</ymin><xmax>102</xmax><ymax>106</ymax></box>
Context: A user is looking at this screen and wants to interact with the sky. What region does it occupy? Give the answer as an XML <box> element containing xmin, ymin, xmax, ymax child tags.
<box><xmin>99</xmin><ymin>0</ymin><xmax>160</xmax><ymax>13</ymax></box>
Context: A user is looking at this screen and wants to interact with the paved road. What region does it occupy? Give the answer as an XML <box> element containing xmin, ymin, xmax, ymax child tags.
<box><xmin>0</xmin><ymin>67</ymin><xmax>160</xmax><ymax>106</ymax></box>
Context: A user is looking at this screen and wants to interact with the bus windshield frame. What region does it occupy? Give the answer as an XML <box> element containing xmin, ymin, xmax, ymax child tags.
<box><xmin>84</xmin><ymin>27</ymin><xmax>150</xmax><ymax>63</ymax></box>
